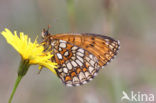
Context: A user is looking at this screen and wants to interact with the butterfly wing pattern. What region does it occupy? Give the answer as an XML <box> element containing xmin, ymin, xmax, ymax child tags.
<box><xmin>42</xmin><ymin>33</ymin><xmax>120</xmax><ymax>86</ymax></box>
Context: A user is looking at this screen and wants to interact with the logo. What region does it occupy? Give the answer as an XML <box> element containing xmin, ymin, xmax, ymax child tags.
<box><xmin>121</xmin><ymin>91</ymin><xmax>155</xmax><ymax>102</ymax></box>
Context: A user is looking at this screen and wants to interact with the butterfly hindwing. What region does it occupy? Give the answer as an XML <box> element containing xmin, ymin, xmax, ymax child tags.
<box><xmin>50</xmin><ymin>39</ymin><xmax>100</xmax><ymax>86</ymax></box>
<box><xmin>42</xmin><ymin>33</ymin><xmax>120</xmax><ymax>86</ymax></box>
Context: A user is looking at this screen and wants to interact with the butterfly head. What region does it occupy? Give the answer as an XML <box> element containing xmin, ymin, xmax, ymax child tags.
<box><xmin>41</xmin><ymin>26</ymin><xmax>57</xmax><ymax>50</ymax></box>
<box><xmin>41</xmin><ymin>28</ymin><xmax>50</xmax><ymax>39</ymax></box>
<box><xmin>41</xmin><ymin>25</ymin><xmax>52</xmax><ymax>38</ymax></box>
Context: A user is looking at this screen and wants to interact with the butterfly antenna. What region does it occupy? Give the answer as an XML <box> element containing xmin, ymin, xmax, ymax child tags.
<box><xmin>47</xmin><ymin>24</ymin><xmax>51</xmax><ymax>31</ymax></box>
<box><xmin>45</xmin><ymin>24</ymin><xmax>51</xmax><ymax>36</ymax></box>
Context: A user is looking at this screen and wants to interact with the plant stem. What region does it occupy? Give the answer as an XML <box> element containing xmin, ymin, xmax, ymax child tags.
<box><xmin>8</xmin><ymin>59</ymin><xmax>30</xmax><ymax>103</ymax></box>
<box><xmin>8</xmin><ymin>75</ymin><xmax>23</xmax><ymax>103</ymax></box>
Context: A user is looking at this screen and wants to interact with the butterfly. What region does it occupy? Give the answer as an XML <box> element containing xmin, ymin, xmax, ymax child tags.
<box><xmin>41</xmin><ymin>28</ymin><xmax>120</xmax><ymax>86</ymax></box>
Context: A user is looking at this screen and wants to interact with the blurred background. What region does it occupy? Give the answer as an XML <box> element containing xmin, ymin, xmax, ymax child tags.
<box><xmin>0</xmin><ymin>0</ymin><xmax>156</xmax><ymax>103</ymax></box>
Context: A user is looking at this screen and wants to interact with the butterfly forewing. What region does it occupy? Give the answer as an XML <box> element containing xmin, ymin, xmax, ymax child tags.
<box><xmin>43</xmin><ymin>33</ymin><xmax>120</xmax><ymax>86</ymax></box>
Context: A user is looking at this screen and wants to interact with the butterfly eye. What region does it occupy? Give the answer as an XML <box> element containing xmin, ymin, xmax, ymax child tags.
<box><xmin>41</xmin><ymin>28</ymin><xmax>49</xmax><ymax>38</ymax></box>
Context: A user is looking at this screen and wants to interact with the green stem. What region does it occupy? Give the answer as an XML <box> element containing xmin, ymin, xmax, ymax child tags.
<box><xmin>8</xmin><ymin>59</ymin><xmax>30</xmax><ymax>103</ymax></box>
<box><xmin>8</xmin><ymin>75</ymin><xmax>23</xmax><ymax>103</ymax></box>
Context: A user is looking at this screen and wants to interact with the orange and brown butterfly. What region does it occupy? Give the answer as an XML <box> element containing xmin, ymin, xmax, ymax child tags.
<box><xmin>41</xmin><ymin>28</ymin><xmax>120</xmax><ymax>87</ymax></box>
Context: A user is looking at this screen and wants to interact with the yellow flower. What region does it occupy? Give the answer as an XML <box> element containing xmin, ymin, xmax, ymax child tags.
<box><xmin>1</xmin><ymin>28</ymin><xmax>57</xmax><ymax>74</ymax></box>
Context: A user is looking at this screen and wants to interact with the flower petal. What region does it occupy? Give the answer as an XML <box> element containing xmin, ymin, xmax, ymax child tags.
<box><xmin>1</xmin><ymin>28</ymin><xmax>57</xmax><ymax>74</ymax></box>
